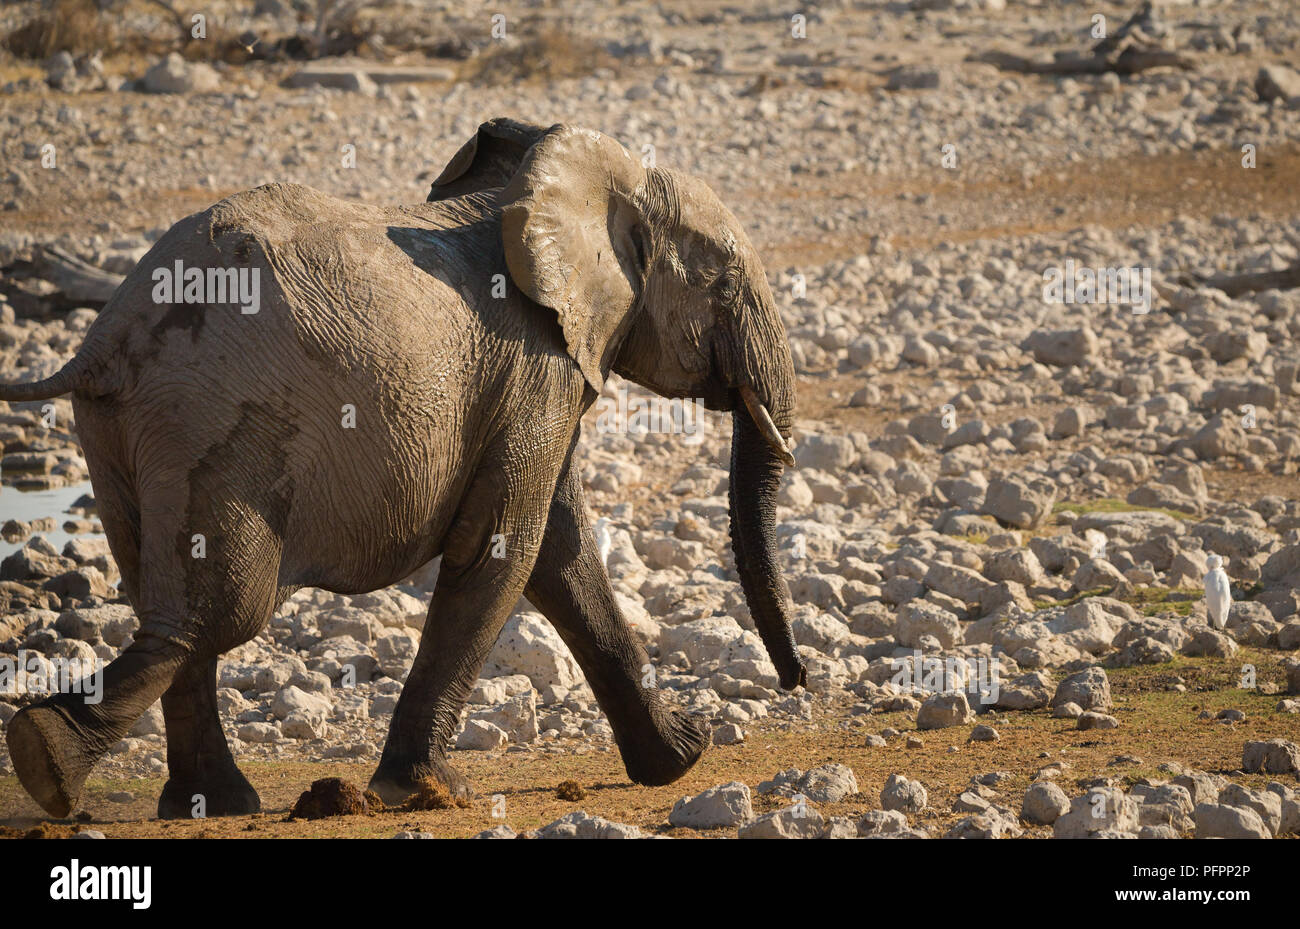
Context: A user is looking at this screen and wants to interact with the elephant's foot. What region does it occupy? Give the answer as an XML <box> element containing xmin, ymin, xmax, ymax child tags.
<box><xmin>5</xmin><ymin>702</ymin><xmax>94</xmax><ymax>818</ymax></box>
<box><xmin>157</xmin><ymin>767</ymin><xmax>261</xmax><ymax>819</ymax></box>
<box><xmin>368</xmin><ymin>755</ymin><xmax>474</xmax><ymax>807</ymax></box>
<box><xmin>621</xmin><ymin>706</ymin><xmax>710</xmax><ymax>787</ymax></box>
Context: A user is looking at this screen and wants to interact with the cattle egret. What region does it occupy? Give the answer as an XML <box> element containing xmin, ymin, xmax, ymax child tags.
<box><xmin>1204</xmin><ymin>554</ymin><xmax>1231</xmax><ymax>630</ymax></box>
<box><xmin>594</xmin><ymin>517</ymin><xmax>614</xmax><ymax>567</ymax></box>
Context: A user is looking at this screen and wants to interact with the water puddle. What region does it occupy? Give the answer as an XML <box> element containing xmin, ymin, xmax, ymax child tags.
<box><xmin>0</xmin><ymin>481</ymin><xmax>104</xmax><ymax>560</ymax></box>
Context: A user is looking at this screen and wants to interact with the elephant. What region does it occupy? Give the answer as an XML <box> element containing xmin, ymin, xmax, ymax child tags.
<box><xmin>1</xmin><ymin>117</ymin><xmax>804</xmax><ymax>819</ymax></box>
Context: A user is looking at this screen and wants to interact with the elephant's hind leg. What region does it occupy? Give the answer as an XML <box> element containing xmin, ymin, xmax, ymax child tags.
<box><xmin>156</xmin><ymin>658</ymin><xmax>261</xmax><ymax>818</ymax></box>
<box><xmin>6</xmin><ymin>618</ymin><xmax>188</xmax><ymax>818</ymax></box>
<box><xmin>6</xmin><ymin>487</ymin><xmax>281</xmax><ymax>818</ymax></box>
<box><xmin>152</xmin><ymin>500</ymin><xmax>284</xmax><ymax>818</ymax></box>
<box><xmin>3</xmin><ymin>461</ymin><xmax>183</xmax><ymax>818</ymax></box>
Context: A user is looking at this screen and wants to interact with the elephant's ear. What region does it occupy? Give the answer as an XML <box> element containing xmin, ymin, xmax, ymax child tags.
<box><xmin>427</xmin><ymin>118</ymin><xmax>552</xmax><ymax>201</ymax></box>
<box><xmin>500</xmin><ymin>127</ymin><xmax>648</xmax><ymax>392</ymax></box>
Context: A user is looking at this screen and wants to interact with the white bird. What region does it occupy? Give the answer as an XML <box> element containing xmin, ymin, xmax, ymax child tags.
<box><xmin>594</xmin><ymin>517</ymin><xmax>614</xmax><ymax>567</ymax></box>
<box><xmin>1083</xmin><ymin>528</ymin><xmax>1108</xmax><ymax>561</ymax></box>
<box><xmin>1204</xmin><ymin>554</ymin><xmax>1232</xmax><ymax>630</ymax></box>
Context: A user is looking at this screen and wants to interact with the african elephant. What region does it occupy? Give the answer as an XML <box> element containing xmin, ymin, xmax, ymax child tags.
<box><xmin>1</xmin><ymin>118</ymin><xmax>804</xmax><ymax>819</ymax></box>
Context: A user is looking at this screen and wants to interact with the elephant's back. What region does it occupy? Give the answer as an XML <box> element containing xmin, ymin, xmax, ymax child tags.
<box><xmin>97</xmin><ymin>184</ymin><xmax>486</xmax><ymax>506</ymax></box>
<box><xmin>104</xmin><ymin>183</ymin><xmax>482</xmax><ymax>401</ymax></box>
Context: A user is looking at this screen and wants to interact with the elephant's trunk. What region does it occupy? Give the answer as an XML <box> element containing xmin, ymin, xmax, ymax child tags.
<box><xmin>729</xmin><ymin>403</ymin><xmax>806</xmax><ymax>690</ymax></box>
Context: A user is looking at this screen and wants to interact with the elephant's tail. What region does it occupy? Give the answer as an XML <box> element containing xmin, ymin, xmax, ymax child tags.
<box><xmin>0</xmin><ymin>358</ymin><xmax>92</xmax><ymax>401</ymax></box>
<box><xmin>0</xmin><ymin>326</ymin><xmax>117</xmax><ymax>402</ymax></box>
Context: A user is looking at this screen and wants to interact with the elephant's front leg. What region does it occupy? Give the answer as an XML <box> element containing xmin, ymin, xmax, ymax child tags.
<box><xmin>524</xmin><ymin>458</ymin><xmax>710</xmax><ymax>786</ymax></box>
<box><xmin>368</xmin><ymin>468</ymin><xmax>549</xmax><ymax>805</ymax></box>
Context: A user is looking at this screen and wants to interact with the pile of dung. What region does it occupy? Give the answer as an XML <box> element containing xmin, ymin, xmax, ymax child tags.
<box><xmin>289</xmin><ymin>778</ymin><xmax>370</xmax><ymax>820</ymax></box>
<box><xmin>555</xmin><ymin>779</ymin><xmax>586</xmax><ymax>801</ymax></box>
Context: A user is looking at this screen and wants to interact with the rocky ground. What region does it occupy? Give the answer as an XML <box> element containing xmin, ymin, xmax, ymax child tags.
<box><xmin>1</xmin><ymin>0</ymin><xmax>1299</xmax><ymax>838</ymax></box>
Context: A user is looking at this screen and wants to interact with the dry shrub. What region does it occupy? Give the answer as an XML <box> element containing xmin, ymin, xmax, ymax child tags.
<box><xmin>307</xmin><ymin>0</ymin><xmax>373</xmax><ymax>55</ymax></box>
<box><xmin>4</xmin><ymin>0</ymin><xmax>110</xmax><ymax>59</ymax></box>
<box><xmin>467</xmin><ymin>29</ymin><xmax>615</xmax><ymax>85</ymax></box>
<box><xmin>3</xmin><ymin>0</ymin><xmax>375</xmax><ymax>65</ymax></box>
<box><xmin>197</xmin><ymin>0</ymin><xmax>376</xmax><ymax>63</ymax></box>
<box><xmin>555</xmin><ymin>779</ymin><xmax>586</xmax><ymax>801</ymax></box>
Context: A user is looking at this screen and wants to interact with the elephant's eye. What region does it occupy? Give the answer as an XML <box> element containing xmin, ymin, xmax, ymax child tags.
<box><xmin>716</xmin><ymin>267</ymin><xmax>741</xmax><ymax>304</ymax></box>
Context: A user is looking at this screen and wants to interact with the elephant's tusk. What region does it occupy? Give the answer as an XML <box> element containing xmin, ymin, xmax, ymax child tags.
<box><xmin>739</xmin><ymin>385</ymin><xmax>796</xmax><ymax>467</ymax></box>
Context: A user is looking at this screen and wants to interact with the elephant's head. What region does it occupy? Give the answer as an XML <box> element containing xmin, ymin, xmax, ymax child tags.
<box><xmin>431</xmin><ymin>120</ymin><xmax>805</xmax><ymax>690</ymax></box>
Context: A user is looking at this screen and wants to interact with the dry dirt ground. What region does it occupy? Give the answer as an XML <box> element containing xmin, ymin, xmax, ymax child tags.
<box><xmin>1</xmin><ymin>650</ymin><xmax>1294</xmax><ymax>838</ymax></box>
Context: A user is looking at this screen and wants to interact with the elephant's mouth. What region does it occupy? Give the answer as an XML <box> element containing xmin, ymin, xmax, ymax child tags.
<box><xmin>738</xmin><ymin>385</ymin><xmax>796</xmax><ymax>466</ymax></box>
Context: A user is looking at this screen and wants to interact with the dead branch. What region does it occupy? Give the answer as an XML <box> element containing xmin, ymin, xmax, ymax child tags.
<box><xmin>970</xmin><ymin>1</ymin><xmax>1195</xmax><ymax>76</ymax></box>
<box><xmin>1183</xmin><ymin>262</ymin><xmax>1300</xmax><ymax>298</ymax></box>
<box><xmin>35</xmin><ymin>247</ymin><xmax>124</xmax><ymax>303</ymax></box>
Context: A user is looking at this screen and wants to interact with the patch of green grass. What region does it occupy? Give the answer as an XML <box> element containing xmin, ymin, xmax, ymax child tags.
<box><xmin>1052</xmin><ymin>498</ymin><xmax>1196</xmax><ymax>522</ymax></box>
<box><xmin>1032</xmin><ymin>585</ymin><xmax>1204</xmax><ymax>616</ymax></box>
<box><xmin>1125</xmin><ymin>586</ymin><xmax>1202</xmax><ymax>617</ymax></box>
<box><xmin>1107</xmin><ymin>646</ymin><xmax>1287</xmax><ymax>701</ymax></box>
